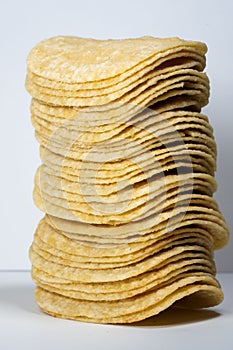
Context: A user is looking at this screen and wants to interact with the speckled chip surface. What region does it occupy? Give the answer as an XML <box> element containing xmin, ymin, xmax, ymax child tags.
<box><xmin>26</xmin><ymin>36</ymin><xmax>229</xmax><ymax>324</ymax></box>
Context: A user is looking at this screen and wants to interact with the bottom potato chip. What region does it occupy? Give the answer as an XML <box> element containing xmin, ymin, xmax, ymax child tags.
<box><xmin>35</xmin><ymin>274</ymin><xmax>223</xmax><ymax>324</ymax></box>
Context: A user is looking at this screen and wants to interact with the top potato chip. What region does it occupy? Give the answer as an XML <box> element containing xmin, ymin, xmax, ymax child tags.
<box><xmin>27</xmin><ymin>36</ymin><xmax>207</xmax><ymax>84</ymax></box>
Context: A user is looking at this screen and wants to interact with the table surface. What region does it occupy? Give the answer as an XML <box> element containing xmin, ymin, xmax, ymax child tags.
<box><xmin>0</xmin><ymin>271</ymin><xmax>232</xmax><ymax>350</ymax></box>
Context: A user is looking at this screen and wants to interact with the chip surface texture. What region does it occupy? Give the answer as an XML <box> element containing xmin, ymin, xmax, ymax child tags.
<box><xmin>26</xmin><ymin>35</ymin><xmax>229</xmax><ymax>324</ymax></box>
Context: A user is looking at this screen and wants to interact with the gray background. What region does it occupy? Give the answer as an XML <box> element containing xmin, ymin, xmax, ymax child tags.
<box><xmin>0</xmin><ymin>0</ymin><xmax>232</xmax><ymax>271</ymax></box>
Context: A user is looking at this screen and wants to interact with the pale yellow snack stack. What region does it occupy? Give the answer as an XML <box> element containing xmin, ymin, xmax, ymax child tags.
<box><xmin>26</xmin><ymin>36</ymin><xmax>229</xmax><ymax>324</ymax></box>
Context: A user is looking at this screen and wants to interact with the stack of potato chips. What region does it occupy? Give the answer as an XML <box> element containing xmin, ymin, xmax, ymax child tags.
<box><xmin>26</xmin><ymin>36</ymin><xmax>229</xmax><ymax>324</ymax></box>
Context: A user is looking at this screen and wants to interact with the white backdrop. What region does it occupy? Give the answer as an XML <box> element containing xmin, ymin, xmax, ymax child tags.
<box><xmin>0</xmin><ymin>0</ymin><xmax>232</xmax><ymax>271</ymax></box>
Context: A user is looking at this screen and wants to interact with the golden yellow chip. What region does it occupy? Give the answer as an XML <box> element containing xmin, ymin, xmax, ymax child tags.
<box><xmin>27</xmin><ymin>36</ymin><xmax>207</xmax><ymax>84</ymax></box>
<box><xmin>26</xmin><ymin>35</ymin><xmax>229</xmax><ymax>324</ymax></box>
<box><xmin>35</xmin><ymin>274</ymin><xmax>222</xmax><ymax>324</ymax></box>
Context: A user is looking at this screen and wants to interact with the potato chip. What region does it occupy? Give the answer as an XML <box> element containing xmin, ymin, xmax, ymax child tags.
<box><xmin>28</xmin><ymin>49</ymin><xmax>205</xmax><ymax>91</ymax></box>
<box><xmin>26</xmin><ymin>35</ymin><xmax>229</xmax><ymax>324</ymax></box>
<box><xmin>27</xmin><ymin>36</ymin><xmax>207</xmax><ymax>84</ymax></box>
<box><xmin>35</xmin><ymin>274</ymin><xmax>222</xmax><ymax>323</ymax></box>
